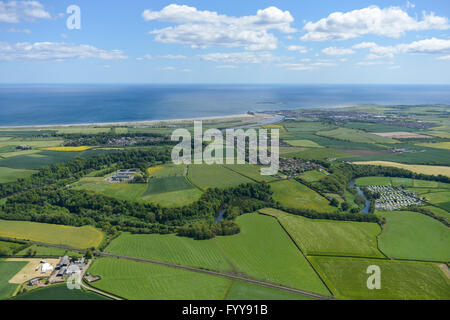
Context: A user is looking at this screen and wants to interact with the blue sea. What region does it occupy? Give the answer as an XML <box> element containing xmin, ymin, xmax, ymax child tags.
<box><xmin>0</xmin><ymin>84</ymin><xmax>449</xmax><ymax>126</ymax></box>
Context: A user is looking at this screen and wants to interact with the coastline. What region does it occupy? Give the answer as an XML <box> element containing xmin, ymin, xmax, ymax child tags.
<box><xmin>0</xmin><ymin>113</ymin><xmax>269</xmax><ymax>130</ymax></box>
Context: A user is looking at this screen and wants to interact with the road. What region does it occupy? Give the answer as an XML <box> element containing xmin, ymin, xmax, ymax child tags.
<box><xmin>1</xmin><ymin>236</ymin><xmax>334</xmax><ymax>300</ymax></box>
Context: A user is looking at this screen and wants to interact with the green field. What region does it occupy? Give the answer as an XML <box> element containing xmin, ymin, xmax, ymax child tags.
<box><xmin>141</xmin><ymin>188</ymin><xmax>203</xmax><ymax>207</ymax></box>
<box><xmin>261</xmin><ymin>208</ymin><xmax>384</xmax><ymax>258</ymax></box>
<box><xmin>106</xmin><ymin>213</ymin><xmax>330</xmax><ymax>295</ymax></box>
<box><xmin>0</xmin><ymin>220</ymin><xmax>103</xmax><ymax>249</ymax></box>
<box><xmin>222</xmin><ymin>164</ymin><xmax>278</xmax><ymax>182</ymax></box>
<box><xmin>0</xmin><ymin>150</ymin><xmax>83</xmax><ymax>169</ymax></box>
<box><xmin>376</xmin><ymin>211</ymin><xmax>450</xmax><ymax>262</ymax></box>
<box><xmin>285</xmin><ymin>140</ymin><xmax>323</xmax><ymax>148</ymax></box>
<box><xmin>148</xmin><ymin>163</ymin><xmax>186</xmax><ymax>178</ymax></box>
<box><xmin>0</xmin><ymin>241</ymin><xmax>25</xmax><ymax>256</ymax></box>
<box><xmin>89</xmin><ymin>257</ymin><xmax>233</xmax><ymax>300</ymax></box>
<box><xmin>213</xmin><ymin>213</ymin><xmax>330</xmax><ymax>295</ymax></box>
<box><xmin>299</xmin><ymin>170</ymin><xmax>326</xmax><ymax>183</ymax></box>
<box><xmin>270</xmin><ymin>180</ymin><xmax>335</xmax><ymax>212</ymax></box>
<box><xmin>14</xmin><ymin>245</ymin><xmax>82</xmax><ymax>258</ymax></box>
<box><xmin>12</xmin><ymin>284</ymin><xmax>109</xmax><ymax>300</ymax></box>
<box><xmin>73</xmin><ymin>177</ymin><xmax>148</xmax><ymax>201</ymax></box>
<box><xmin>281</xmin><ymin>147</ymin><xmax>351</xmax><ymax>160</ymax></box>
<box><xmin>310</xmin><ymin>256</ymin><xmax>450</xmax><ymax>300</ymax></box>
<box><xmin>144</xmin><ymin>176</ymin><xmax>195</xmax><ymax>195</ymax></box>
<box><xmin>188</xmin><ymin>164</ymin><xmax>252</xmax><ymax>190</ymax></box>
<box><xmin>106</xmin><ymin>232</ymin><xmax>233</xmax><ymax>272</ymax></box>
<box><xmin>354</xmin><ymin>176</ymin><xmax>393</xmax><ymax>186</ymax></box>
<box><xmin>424</xmin><ymin>191</ymin><xmax>450</xmax><ymax>205</ymax></box>
<box><xmin>225</xmin><ymin>281</ymin><xmax>313</xmax><ymax>300</ymax></box>
<box><xmin>284</xmin><ymin>121</ymin><xmax>336</xmax><ymax>133</ymax></box>
<box><xmin>355</xmin><ymin>176</ymin><xmax>449</xmax><ymax>189</ymax></box>
<box><xmin>317</xmin><ymin>128</ymin><xmax>397</xmax><ymax>144</ymax></box>
<box><xmin>0</xmin><ymin>259</ymin><xmax>28</xmax><ymax>300</ymax></box>
<box><xmin>0</xmin><ymin>167</ymin><xmax>37</xmax><ymax>183</ymax></box>
<box><xmin>74</xmin><ymin>173</ymin><xmax>202</xmax><ymax>207</ymax></box>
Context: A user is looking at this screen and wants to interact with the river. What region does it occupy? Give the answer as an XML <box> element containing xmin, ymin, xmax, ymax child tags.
<box><xmin>349</xmin><ymin>180</ymin><xmax>371</xmax><ymax>214</ymax></box>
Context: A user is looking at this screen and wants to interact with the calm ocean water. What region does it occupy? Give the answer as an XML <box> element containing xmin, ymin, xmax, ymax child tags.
<box><xmin>0</xmin><ymin>84</ymin><xmax>449</xmax><ymax>126</ymax></box>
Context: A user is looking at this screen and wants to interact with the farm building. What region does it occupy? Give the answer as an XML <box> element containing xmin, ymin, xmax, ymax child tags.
<box><xmin>56</xmin><ymin>256</ymin><xmax>70</xmax><ymax>270</ymax></box>
<box><xmin>41</xmin><ymin>263</ymin><xmax>53</xmax><ymax>273</ymax></box>
<box><xmin>110</xmin><ymin>169</ymin><xmax>137</xmax><ymax>183</ymax></box>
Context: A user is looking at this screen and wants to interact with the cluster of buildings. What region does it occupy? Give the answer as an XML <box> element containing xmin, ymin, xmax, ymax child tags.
<box><xmin>109</xmin><ymin>169</ymin><xmax>137</xmax><ymax>183</ymax></box>
<box><xmin>366</xmin><ymin>185</ymin><xmax>422</xmax><ymax>211</ymax></box>
<box><xmin>279</xmin><ymin>158</ymin><xmax>325</xmax><ymax>179</ymax></box>
<box><xmin>55</xmin><ymin>256</ymin><xmax>86</xmax><ymax>278</ymax></box>
<box><xmin>271</xmin><ymin>109</ymin><xmax>437</xmax><ymax>129</ymax></box>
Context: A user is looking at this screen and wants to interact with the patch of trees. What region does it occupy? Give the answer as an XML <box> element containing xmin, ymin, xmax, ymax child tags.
<box><xmin>177</xmin><ymin>220</ymin><xmax>240</xmax><ymax>240</ymax></box>
<box><xmin>0</xmin><ymin>149</ymin><xmax>171</xmax><ymax>198</ymax></box>
<box><xmin>0</xmin><ymin>182</ymin><xmax>273</xmax><ymax>239</ymax></box>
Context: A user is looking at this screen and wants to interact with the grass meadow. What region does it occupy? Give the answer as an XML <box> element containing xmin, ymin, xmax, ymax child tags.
<box><xmin>0</xmin><ymin>259</ymin><xmax>28</xmax><ymax>300</ymax></box>
<box><xmin>270</xmin><ymin>180</ymin><xmax>335</xmax><ymax>212</ymax></box>
<box><xmin>376</xmin><ymin>211</ymin><xmax>450</xmax><ymax>262</ymax></box>
<box><xmin>187</xmin><ymin>164</ymin><xmax>252</xmax><ymax>190</ymax></box>
<box><xmin>309</xmin><ymin>256</ymin><xmax>450</xmax><ymax>300</ymax></box>
<box><xmin>260</xmin><ymin>208</ymin><xmax>384</xmax><ymax>258</ymax></box>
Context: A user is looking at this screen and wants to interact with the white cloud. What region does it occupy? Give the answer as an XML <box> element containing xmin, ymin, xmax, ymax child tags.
<box><xmin>278</xmin><ymin>60</ymin><xmax>338</xmax><ymax>71</ymax></box>
<box><xmin>406</xmin><ymin>1</ymin><xmax>415</xmax><ymax>10</ymax></box>
<box><xmin>353</xmin><ymin>38</ymin><xmax>450</xmax><ymax>60</ymax></box>
<box><xmin>301</xmin><ymin>6</ymin><xmax>449</xmax><ymax>41</ymax></box>
<box><xmin>0</xmin><ymin>1</ymin><xmax>51</xmax><ymax>23</ymax></box>
<box><xmin>277</xmin><ymin>63</ymin><xmax>314</xmax><ymax>71</ymax></box>
<box><xmin>436</xmin><ymin>55</ymin><xmax>450</xmax><ymax>60</ymax></box>
<box><xmin>388</xmin><ymin>65</ymin><xmax>401</xmax><ymax>69</ymax></box>
<box><xmin>160</xmin><ymin>66</ymin><xmax>191</xmax><ymax>72</ymax></box>
<box><xmin>143</xmin><ymin>4</ymin><xmax>296</xmax><ymax>50</ymax></box>
<box><xmin>356</xmin><ymin>60</ymin><xmax>394</xmax><ymax>66</ymax></box>
<box><xmin>322</xmin><ymin>47</ymin><xmax>355</xmax><ymax>56</ymax></box>
<box><xmin>352</xmin><ymin>42</ymin><xmax>378</xmax><ymax>49</ymax></box>
<box><xmin>0</xmin><ymin>42</ymin><xmax>127</xmax><ymax>61</ymax></box>
<box><xmin>157</xmin><ymin>54</ymin><xmax>187</xmax><ymax>59</ymax></box>
<box><xmin>198</xmin><ymin>51</ymin><xmax>281</xmax><ymax>64</ymax></box>
<box><xmin>216</xmin><ymin>65</ymin><xmax>238</xmax><ymax>69</ymax></box>
<box><xmin>7</xmin><ymin>27</ymin><xmax>31</xmax><ymax>33</ymax></box>
<box><xmin>136</xmin><ymin>54</ymin><xmax>152</xmax><ymax>61</ymax></box>
<box><xmin>286</xmin><ymin>45</ymin><xmax>308</xmax><ymax>53</ymax></box>
<box><xmin>161</xmin><ymin>66</ymin><xmax>176</xmax><ymax>71</ymax></box>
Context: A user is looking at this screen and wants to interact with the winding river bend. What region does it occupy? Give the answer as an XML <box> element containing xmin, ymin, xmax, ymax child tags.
<box><xmin>349</xmin><ymin>180</ymin><xmax>371</xmax><ymax>214</ymax></box>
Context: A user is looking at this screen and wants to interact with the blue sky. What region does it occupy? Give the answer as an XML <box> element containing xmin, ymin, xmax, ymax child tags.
<box><xmin>0</xmin><ymin>0</ymin><xmax>449</xmax><ymax>84</ymax></box>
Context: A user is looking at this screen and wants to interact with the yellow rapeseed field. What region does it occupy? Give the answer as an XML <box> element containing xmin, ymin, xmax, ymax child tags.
<box><xmin>353</xmin><ymin>161</ymin><xmax>450</xmax><ymax>178</ymax></box>
<box><xmin>148</xmin><ymin>165</ymin><xmax>163</xmax><ymax>176</ymax></box>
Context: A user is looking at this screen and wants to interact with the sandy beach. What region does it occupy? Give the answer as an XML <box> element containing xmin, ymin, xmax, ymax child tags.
<box><xmin>0</xmin><ymin>113</ymin><xmax>270</xmax><ymax>130</ymax></box>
